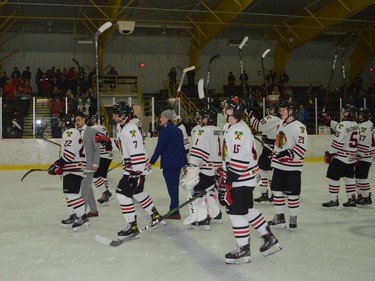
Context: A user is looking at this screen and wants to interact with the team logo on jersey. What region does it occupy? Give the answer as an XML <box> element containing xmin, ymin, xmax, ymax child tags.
<box><xmin>130</xmin><ymin>130</ymin><xmax>136</xmax><ymax>137</ymax></box>
<box><xmin>275</xmin><ymin>131</ymin><xmax>287</xmax><ymax>148</ymax></box>
<box><xmin>234</xmin><ymin>131</ymin><xmax>243</xmax><ymax>140</ymax></box>
<box><xmin>338</xmin><ymin>124</ymin><xmax>344</xmax><ymax>129</ymax></box>
<box><xmin>361</xmin><ymin>127</ymin><xmax>367</xmax><ymax>133</ymax></box>
<box><xmin>66</xmin><ymin>131</ymin><xmax>73</xmax><ymax>137</ymax></box>
<box><xmin>198</xmin><ymin>129</ymin><xmax>204</xmax><ymax>136</ymax></box>
<box><xmin>300</xmin><ymin>126</ymin><xmax>305</xmax><ymax>133</ymax></box>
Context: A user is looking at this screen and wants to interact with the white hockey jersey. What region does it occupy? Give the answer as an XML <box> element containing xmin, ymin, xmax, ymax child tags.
<box><xmin>131</xmin><ymin>117</ymin><xmax>146</xmax><ymax>145</ymax></box>
<box><xmin>191</xmin><ymin>124</ymin><xmax>201</xmax><ymax>140</ymax></box>
<box><xmin>357</xmin><ymin>120</ymin><xmax>374</xmax><ymax>163</ymax></box>
<box><xmin>178</xmin><ymin>123</ymin><xmax>190</xmax><ymax>152</ymax></box>
<box><xmin>249</xmin><ymin>114</ymin><xmax>280</xmax><ymax>148</ymax></box>
<box><xmin>272</xmin><ymin>119</ymin><xmax>308</xmax><ymax>172</ymax></box>
<box><xmin>91</xmin><ymin>124</ymin><xmax>113</xmax><ymax>160</ymax></box>
<box><xmin>189</xmin><ymin>125</ymin><xmax>223</xmax><ymax>176</ymax></box>
<box><xmin>222</xmin><ymin>120</ymin><xmax>260</xmax><ymax>187</ymax></box>
<box><xmin>60</xmin><ymin>128</ymin><xmax>87</xmax><ymax>176</ymax></box>
<box><xmin>116</xmin><ymin>122</ymin><xmax>149</xmax><ymax>175</ymax></box>
<box><xmin>329</xmin><ymin>120</ymin><xmax>359</xmax><ymax>164</ymax></box>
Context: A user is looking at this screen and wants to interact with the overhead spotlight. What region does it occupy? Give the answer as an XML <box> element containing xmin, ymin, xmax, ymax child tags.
<box><xmin>288</xmin><ymin>37</ymin><xmax>294</xmax><ymax>43</ymax></box>
<box><xmin>117</xmin><ymin>21</ymin><xmax>135</xmax><ymax>35</ymax></box>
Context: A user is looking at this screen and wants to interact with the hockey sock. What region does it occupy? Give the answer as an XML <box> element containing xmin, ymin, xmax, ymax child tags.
<box><xmin>343</xmin><ymin>177</ymin><xmax>356</xmax><ymax>199</ymax></box>
<box><xmin>287</xmin><ymin>195</ymin><xmax>299</xmax><ymax>217</ymax></box>
<box><xmin>246</xmin><ymin>208</ymin><xmax>268</xmax><ymax>236</ymax></box>
<box><xmin>272</xmin><ymin>191</ymin><xmax>285</xmax><ymax>214</ymax></box>
<box><xmin>94</xmin><ymin>177</ymin><xmax>107</xmax><ymax>193</ymax></box>
<box><xmin>133</xmin><ymin>192</ymin><xmax>155</xmax><ymax>215</ymax></box>
<box><xmin>65</xmin><ymin>193</ymin><xmax>85</xmax><ymax>217</ymax></box>
<box><xmin>116</xmin><ymin>193</ymin><xmax>136</xmax><ymax>223</ymax></box>
<box><xmin>356</xmin><ymin>178</ymin><xmax>370</xmax><ymax>197</ymax></box>
<box><xmin>259</xmin><ymin>170</ymin><xmax>269</xmax><ymax>193</ymax></box>
<box><xmin>228</xmin><ymin>214</ymin><xmax>250</xmax><ymax>247</ymax></box>
<box><xmin>328</xmin><ymin>178</ymin><xmax>340</xmax><ymax>200</ymax></box>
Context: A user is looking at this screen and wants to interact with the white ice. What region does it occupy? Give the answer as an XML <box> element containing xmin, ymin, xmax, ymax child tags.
<box><xmin>1</xmin><ymin>162</ymin><xmax>374</xmax><ymax>281</ymax></box>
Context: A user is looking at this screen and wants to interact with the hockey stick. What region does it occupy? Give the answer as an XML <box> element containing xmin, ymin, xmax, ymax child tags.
<box><xmin>95</xmin><ymin>184</ymin><xmax>215</xmax><ymax>247</ymax></box>
<box><xmin>34</xmin><ymin>135</ymin><xmax>60</xmax><ymax>147</ymax></box>
<box><xmin>261</xmin><ymin>49</ymin><xmax>271</xmax><ymax>86</ymax></box>
<box><xmin>21</xmin><ymin>168</ymin><xmax>96</xmax><ymax>182</ymax></box>
<box><xmin>239</xmin><ymin>36</ymin><xmax>249</xmax><ymax>97</ymax></box>
<box><xmin>323</xmin><ymin>32</ymin><xmax>352</xmax><ymax>113</ymax></box>
<box><xmin>340</xmin><ymin>48</ymin><xmax>350</xmax><ymax>105</ymax></box>
<box><xmin>108</xmin><ymin>162</ymin><xmax>122</xmax><ymax>172</ymax></box>
<box><xmin>206</xmin><ymin>54</ymin><xmax>220</xmax><ymax>109</ymax></box>
<box><xmin>72</xmin><ymin>58</ymin><xmax>80</xmax><ymax>69</ymax></box>
<box><xmin>173</xmin><ymin>65</ymin><xmax>195</xmax><ymax>113</ymax></box>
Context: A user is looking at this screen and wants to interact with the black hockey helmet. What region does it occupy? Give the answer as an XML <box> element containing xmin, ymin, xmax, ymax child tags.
<box><xmin>356</xmin><ymin>107</ymin><xmax>371</xmax><ymax>121</ymax></box>
<box><xmin>91</xmin><ymin>112</ymin><xmax>104</xmax><ymax>124</ymax></box>
<box><xmin>63</xmin><ymin>114</ymin><xmax>76</xmax><ymax>128</ymax></box>
<box><xmin>113</xmin><ymin>101</ymin><xmax>134</xmax><ymax>117</ymax></box>
<box><xmin>222</xmin><ymin>96</ymin><xmax>245</xmax><ymax>117</ymax></box>
<box><xmin>191</xmin><ymin>110</ymin><xmax>201</xmax><ymax>122</ymax></box>
<box><xmin>341</xmin><ymin>104</ymin><xmax>356</xmax><ymax>119</ymax></box>
<box><xmin>266</xmin><ymin>103</ymin><xmax>279</xmax><ymax>115</ymax></box>
<box><xmin>278</xmin><ymin>99</ymin><xmax>296</xmax><ymax>111</ymax></box>
<box><xmin>200</xmin><ymin>108</ymin><xmax>215</xmax><ymax>124</ymax></box>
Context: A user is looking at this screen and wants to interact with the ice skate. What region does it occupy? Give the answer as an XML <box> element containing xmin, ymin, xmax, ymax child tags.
<box><xmin>289</xmin><ymin>216</ymin><xmax>297</xmax><ymax>231</ymax></box>
<box><xmin>268</xmin><ymin>214</ymin><xmax>286</xmax><ymax>229</ymax></box>
<box><xmin>254</xmin><ymin>192</ymin><xmax>270</xmax><ymax>204</ymax></box>
<box><xmin>72</xmin><ymin>214</ymin><xmax>90</xmax><ymax>232</ymax></box>
<box><xmin>118</xmin><ymin>220</ymin><xmax>140</xmax><ymax>240</ymax></box>
<box><xmin>150</xmin><ymin>207</ymin><xmax>167</xmax><ymax>229</ymax></box>
<box><xmin>61</xmin><ymin>214</ymin><xmax>77</xmax><ymax>228</ymax></box>
<box><xmin>211</xmin><ymin>210</ymin><xmax>223</xmax><ymax>224</ymax></box>
<box><xmin>357</xmin><ymin>193</ymin><xmax>372</xmax><ymax>208</ymax></box>
<box><xmin>322</xmin><ymin>199</ymin><xmax>340</xmax><ymax>210</ymax></box>
<box><xmin>225</xmin><ymin>244</ymin><xmax>251</xmax><ymax>264</ymax></box>
<box><xmin>97</xmin><ymin>190</ymin><xmax>113</xmax><ymax>206</ymax></box>
<box><xmin>191</xmin><ymin>216</ymin><xmax>211</xmax><ymax>231</ymax></box>
<box><xmin>342</xmin><ymin>195</ymin><xmax>357</xmax><ymax>211</ymax></box>
<box><xmin>260</xmin><ymin>227</ymin><xmax>282</xmax><ymax>256</ymax></box>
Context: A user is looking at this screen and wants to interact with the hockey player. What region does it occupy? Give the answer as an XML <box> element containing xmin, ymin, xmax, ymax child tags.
<box><xmin>173</xmin><ymin>115</ymin><xmax>190</xmax><ymax>155</ymax></box>
<box><xmin>268</xmin><ymin>99</ymin><xmax>308</xmax><ymax>230</ymax></box>
<box><xmin>321</xmin><ymin>104</ymin><xmax>359</xmax><ymax>210</ymax></box>
<box><xmin>190</xmin><ymin>110</ymin><xmax>202</xmax><ymax>137</ymax></box>
<box><xmin>354</xmin><ymin>107</ymin><xmax>373</xmax><ymax>206</ymax></box>
<box><xmin>220</xmin><ymin>96</ymin><xmax>281</xmax><ymax>264</ymax></box>
<box><xmin>247</xmin><ymin>104</ymin><xmax>280</xmax><ymax>203</ymax></box>
<box><xmin>181</xmin><ymin>108</ymin><xmax>223</xmax><ymax>230</ymax></box>
<box><xmin>91</xmin><ymin>113</ymin><xmax>113</xmax><ymax>206</ymax></box>
<box><xmin>112</xmin><ymin>102</ymin><xmax>165</xmax><ymax>239</ymax></box>
<box><xmin>48</xmin><ymin>114</ymin><xmax>89</xmax><ymax>231</ymax></box>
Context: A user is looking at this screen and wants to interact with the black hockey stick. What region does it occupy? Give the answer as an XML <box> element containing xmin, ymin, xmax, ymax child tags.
<box><xmin>239</xmin><ymin>36</ymin><xmax>249</xmax><ymax>97</ymax></box>
<box><xmin>340</xmin><ymin>47</ymin><xmax>351</xmax><ymax>105</ymax></box>
<box><xmin>323</xmin><ymin>32</ymin><xmax>352</xmax><ymax>113</ymax></box>
<box><xmin>72</xmin><ymin>58</ymin><xmax>80</xmax><ymax>69</ymax></box>
<box><xmin>206</xmin><ymin>54</ymin><xmax>220</xmax><ymax>109</ymax></box>
<box><xmin>20</xmin><ymin>168</ymin><xmax>96</xmax><ymax>182</ymax></box>
<box><xmin>95</xmin><ymin>184</ymin><xmax>215</xmax><ymax>247</ymax></box>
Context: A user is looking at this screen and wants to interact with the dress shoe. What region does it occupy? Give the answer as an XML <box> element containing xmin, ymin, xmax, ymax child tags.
<box><xmin>87</xmin><ymin>211</ymin><xmax>99</xmax><ymax>218</ymax></box>
<box><xmin>166</xmin><ymin>213</ymin><xmax>181</xmax><ymax>220</ymax></box>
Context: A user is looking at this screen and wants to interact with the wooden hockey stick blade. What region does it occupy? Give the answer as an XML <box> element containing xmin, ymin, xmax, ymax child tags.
<box><xmin>209</xmin><ymin>54</ymin><xmax>220</xmax><ymax>64</ymax></box>
<box><xmin>21</xmin><ymin>169</ymin><xmax>48</xmax><ymax>182</ymax></box>
<box><xmin>183</xmin><ymin>65</ymin><xmax>195</xmax><ymax>73</ymax></box>
<box><xmin>198</xmin><ymin>78</ymin><xmax>205</xmax><ymax>99</ymax></box>
<box><xmin>177</xmin><ymin>65</ymin><xmax>195</xmax><ymax>92</ymax></box>
<box><xmin>261</xmin><ymin>49</ymin><xmax>271</xmax><ymax>59</ymax></box>
<box><xmin>239</xmin><ymin>36</ymin><xmax>249</xmax><ymax>50</ymax></box>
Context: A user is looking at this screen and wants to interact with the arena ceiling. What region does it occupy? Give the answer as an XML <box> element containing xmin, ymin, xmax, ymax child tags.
<box><xmin>1</xmin><ymin>0</ymin><xmax>375</xmax><ymax>77</ymax></box>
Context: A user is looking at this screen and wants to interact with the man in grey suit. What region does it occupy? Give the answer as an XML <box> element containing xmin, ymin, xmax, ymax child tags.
<box><xmin>75</xmin><ymin>111</ymin><xmax>101</xmax><ymax>217</ymax></box>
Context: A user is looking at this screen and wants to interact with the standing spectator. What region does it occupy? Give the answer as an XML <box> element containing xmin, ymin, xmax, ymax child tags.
<box><xmin>75</xmin><ymin>111</ymin><xmax>100</xmax><ymax>218</ymax></box>
<box><xmin>10</xmin><ymin>66</ymin><xmax>21</xmax><ymax>80</ymax></box>
<box><xmin>296</xmin><ymin>104</ymin><xmax>309</xmax><ymax>126</ymax></box>
<box><xmin>149</xmin><ymin>109</ymin><xmax>188</xmax><ymax>220</ymax></box>
<box><xmin>268</xmin><ymin>99</ymin><xmax>308</xmax><ymax>230</ymax></box>
<box><xmin>220</xmin><ymin>96</ymin><xmax>281</xmax><ymax>264</ymax></box>
<box><xmin>107</xmin><ymin>66</ymin><xmax>119</xmax><ymax>89</ymax></box>
<box><xmin>48</xmin><ymin>114</ymin><xmax>89</xmax><ymax>231</ymax></box>
<box><xmin>35</xmin><ymin>68</ymin><xmax>43</xmax><ymax>93</ymax></box>
<box><xmin>168</xmin><ymin>67</ymin><xmax>177</xmax><ymax>93</ymax></box>
<box><xmin>355</xmin><ymin>107</ymin><xmax>374</xmax><ymax>207</ymax></box>
<box><xmin>321</xmin><ymin>104</ymin><xmax>359</xmax><ymax>210</ymax></box>
<box><xmin>278</xmin><ymin>70</ymin><xmax>289</xmax><ymax>87</ymax></box>
<box><xmin>22</xmin><ymin>66</ymin><xmax>31</xmax><ymax>82</ymax></box>
<box><xmin>228</xmin><ymin>72</ymin><xmax>236</xmax><ymax>86</ymax></box>
<box><xmin>266</xmin><ymin>70</ymin><xmax>276</xmax><ymax>87</ymax></box>
<box><xmin>239</xmin><ymin>70</ymin><xmax>248</xmax><ymax>85</ymax></box>
<box><xmin>3</xmin><ymin>78</ymin><xmax>16</xmax><ymax>106</ymax></box>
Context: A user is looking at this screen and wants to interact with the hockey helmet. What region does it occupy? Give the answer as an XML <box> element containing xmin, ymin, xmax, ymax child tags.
<box><xmin>113</xmin><ymin>101</ymin><xmax>134</xmax><ymax>117</ymax></box>
<box><xmin>91</xmin><ymin>113</ymin><xmax>104</xmax><ymax>124</ymax></box>
<box><xmin>63</xmin><ymin>114</ymin><xmax>76</xmax><ymax>128</ymax></box>
<box><xmin>356</xmin><ymin>107</ymin><xmax>371</xmax><ymax>121</ymax></box>
<box><xmin>222</xmin><ymin>96</ymin><xmax>245</xmax><ymax>117</ymax></box>
<box><xmin>278</xmin><ymin>99</ymin><xmax>296</xmax><ymax>111</ymax></box>
<box><xmin>191</xmin><ymin>111</ymin><xmax>201</xmax><ymax>122</ymax></box>
<box><xmin>266</xmin><ymin>104</ymin><xmax>279</xmax><ymax>115</ymax></box>
<box><xmin>200</xmin><ymin>108</ymin><xmax>215</xmax><ymax>125</ymax></box>
<box><xmin>341</xmin><ymin>104</ymin><xmax>356</xmax><ymax>119</ymax></box>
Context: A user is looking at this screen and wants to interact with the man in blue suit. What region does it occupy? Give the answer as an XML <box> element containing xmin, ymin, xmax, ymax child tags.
<box><xmin>149</xmin><ymin>109</ymin><xmax>187</xmax><ymax>219</ymax></box>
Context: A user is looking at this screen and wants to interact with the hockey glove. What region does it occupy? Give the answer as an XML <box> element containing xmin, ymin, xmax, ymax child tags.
<box><xmin>218</xmin><ymin>183</ymin><xmax>233</xmax><ymax>207</ymax></box>
<box><xmin>324</xmin><ymin>151</ymin><xmax>334</xmax><ymax>164</ymax></box>
<box><xmin>48</xmin><ymin>160</ymin><xmax>63</xmax><ymax>175</ymax></box>
<box><xmin>275</xmin><ymin>149</ymin><xmax>294</xmax><ymax>160</ymax></box>
<box><xmin>95</xmin><ymin>132</ymin><xmax>111</xmax><ymax>145</ymax></box>
<box><xmin>320</xmin><ymin>112</ymin><xmax>331</xmax><ymax>127</ymax></box>
<box><xmin>128</xmin><ymin>170</ymin><xmax>142</xmax><ymax>189</ymax></box>
<box><xmin>214</xmin><ymin>167</ymin><xmax>226</xmax><ymax>188</ymax></box>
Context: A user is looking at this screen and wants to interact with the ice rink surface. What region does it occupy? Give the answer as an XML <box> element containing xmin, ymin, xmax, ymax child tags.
<box><xmin>1</xmin><ymin>162</ymin><xmax>374</xmax><ymax>281</ymax></box>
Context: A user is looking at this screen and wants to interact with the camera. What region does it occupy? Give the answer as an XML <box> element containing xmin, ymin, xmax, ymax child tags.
<box><xmin>117</xmin><ymin>21</ymin><xmax>135</xmax><ymax>35</ymax></box>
